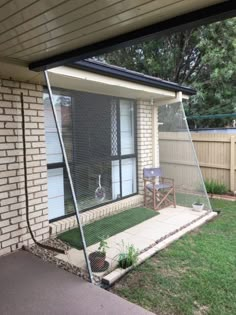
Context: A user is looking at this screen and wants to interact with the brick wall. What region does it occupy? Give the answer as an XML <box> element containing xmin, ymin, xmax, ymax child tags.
<box><xmin>0</xmin><ymin>78</ymin><xmax>49</xmax><ymax>256</ymax></box>
<box><xmin>136</xmin><ymin>100</ymin><xmax>159</xmax><ymax>194</ymax></box>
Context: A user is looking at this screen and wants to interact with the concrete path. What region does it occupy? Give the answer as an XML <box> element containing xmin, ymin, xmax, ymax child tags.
<box><xmin>57</xmin><ymin>206</ymin><xmax>207</xmax><ymax>278</ymax></box>
<box><xmin>0</xmin><ymin>251</ymin><xmax>154</xmax><ymax>315</ymax></box>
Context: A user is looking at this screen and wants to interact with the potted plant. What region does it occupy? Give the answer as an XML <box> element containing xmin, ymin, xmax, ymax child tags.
<box><xmin>89</xmin><ymin>236</ymin><xmax>109</xmax><ymax>272</ymax></box>
<box><xmin>192</xmin><ymin>198</ymin><xmax>204</xmax><ymax>211</ymax></box>
<box><xmin>118</xmin><ymin>242</ymin><xmax>139</xmax><ymax>269</ymax></box>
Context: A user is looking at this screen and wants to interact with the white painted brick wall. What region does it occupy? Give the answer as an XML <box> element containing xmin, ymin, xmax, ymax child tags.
<box><xmin>0</xmin><ymin>78</ymin><xmax>49</xmax><ymax>256</ymax></box>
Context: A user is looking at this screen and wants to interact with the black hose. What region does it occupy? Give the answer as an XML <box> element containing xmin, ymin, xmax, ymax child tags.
<box><xmin>20</xmin><ymin>93</ymin><xmax>65</xmax><ymax>254</ymax></box>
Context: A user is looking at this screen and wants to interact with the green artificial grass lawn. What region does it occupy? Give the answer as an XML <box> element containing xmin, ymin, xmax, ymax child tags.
<box><xmin>58</xmin><ymin>207</ymin><xmax>157</xmax><ymax>250</ymax></box>
<box><xmin>112</xmin><ymin>199</ymin><xmax>236</xmax><ymax>315</ymax></box>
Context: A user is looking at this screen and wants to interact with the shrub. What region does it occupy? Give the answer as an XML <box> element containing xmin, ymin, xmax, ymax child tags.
<box><xmin>204</xmin><ymin>179</ymin><xmax>228</xmax><ymax>195</ymax></box>
<box><xmin>98</xmin><ymin>235</ymin><xmax>109</xmax><ymax>255</ymax></box>
<box><xmin>118</xmin><ymin>242</ymin><xmax>139</xmax><ymax>269</ymax></box>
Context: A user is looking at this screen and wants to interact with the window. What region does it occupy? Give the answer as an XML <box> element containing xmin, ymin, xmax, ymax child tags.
<box><xmin>44</xmin><ymin>92</ymin><xmax>72</xmax><ymax>220</ymax></box>
<box><xmin>44</xmin><ymin>90</ymin><xmax>137</xmax><ymax>221</ymax></box>
<box><xmin>111</xmin><ymin>99</ymin><xmax>137</xmax><ymax>199</ymax></box>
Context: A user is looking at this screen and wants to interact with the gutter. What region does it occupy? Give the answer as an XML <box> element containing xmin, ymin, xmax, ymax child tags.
<box><xmin>72</xmin><ymin>60</ymin><xmax>196</xmax><ymax>96</ymax></box>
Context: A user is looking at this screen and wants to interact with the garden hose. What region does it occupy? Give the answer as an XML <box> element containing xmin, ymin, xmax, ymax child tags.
<box><xmin>20</xmin><ymin>93</ymin><xmax>65</xmax><ymax>254</ymax></box>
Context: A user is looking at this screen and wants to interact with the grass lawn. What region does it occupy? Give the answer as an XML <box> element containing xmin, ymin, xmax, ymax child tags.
<box><xmin>58</xmin><ymin>207</ymin><xmax>157</xmax><ymax>250</ymax></box>
<box><xmin>176</xmin><ymin>192</ymin><xmax>210</xmax><ymax>209</ymax></box>
<box><xmin>111</xmin><ymin>199</ymin><xmax>236</xmax><ymax>315</ymax></box>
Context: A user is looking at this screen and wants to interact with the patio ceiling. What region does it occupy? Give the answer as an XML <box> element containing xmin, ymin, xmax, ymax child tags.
<box><xmin>0</xmin><ymin>0</ymin><xmax>234</xmax><ymax>71</ymax></box>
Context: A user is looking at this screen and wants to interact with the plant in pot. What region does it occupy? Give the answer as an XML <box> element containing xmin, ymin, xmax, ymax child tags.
<box><xmin>192</xmin><ymin>197</ymin><xmax>204</xmax><ymax>211</ymax></box>
<box><xmin>89</xmin><ymin>236</ymin><xmax>109</xmax><ymax>272</ymax></box>
<box><xmin>118</xmin><ymin>242</ymin><xmax>139</xmax><ymax>269</ymax></box>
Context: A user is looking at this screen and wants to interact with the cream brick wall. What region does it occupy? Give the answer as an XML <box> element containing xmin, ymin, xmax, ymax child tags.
<box><xmin>0</xmin><ymin>78</ymin><xmax>49</xmax><ymax>256</ymax></box>
<box><xmin>136</xmin><ymin>99</ymin><xmax>159</xmax><ymax>194</ymax></box>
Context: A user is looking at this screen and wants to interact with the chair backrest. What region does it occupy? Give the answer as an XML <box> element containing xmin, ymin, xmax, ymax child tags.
<box><xmin>143</xmin><ymin>167</ymin><xmax>161</xmax><ymax>179</ymax></box>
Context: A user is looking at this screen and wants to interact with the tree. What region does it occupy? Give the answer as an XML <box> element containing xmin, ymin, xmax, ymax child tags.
<box><xmin>98</xmin><ymin>18</ymin><xmax>236</xmax><ymax>128</ymax></box>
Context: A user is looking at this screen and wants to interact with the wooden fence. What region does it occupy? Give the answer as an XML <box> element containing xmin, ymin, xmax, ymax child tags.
<box><xmin>159</xmin><ymin>132</ymin><xmax>236</xmax><ymax>193</ymax></box>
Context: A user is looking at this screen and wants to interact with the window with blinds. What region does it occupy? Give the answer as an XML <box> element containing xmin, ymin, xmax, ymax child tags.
<box><xmin>44</xmin><ymin>89</ymin><xmax>137</xmax><ymax>221</ymax></box>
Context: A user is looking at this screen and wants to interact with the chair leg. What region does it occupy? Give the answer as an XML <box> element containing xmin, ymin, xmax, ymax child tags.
<box><xmin>173</xmin><ymin>185</ymin><xmax>176</xmax><ymax>208</ymax></box>
<box><xmin>156</xmin><ymin>188</ymin><xmax>175</xmax><ymax>210</ymax></box>
<box><xmin>153</xmin><ymin>187</ymin><xmax>156</xmax><ymax>210</ymax></box>
<box><xmin>144</xmin><ymin>186</ymin><xmax>147</xmax><ymax>207</ymax></box>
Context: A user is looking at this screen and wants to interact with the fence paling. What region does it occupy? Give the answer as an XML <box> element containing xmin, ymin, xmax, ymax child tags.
<box><xmin>159</xmin><ymin>132</ymin><xmax>236</xmax><ymax>192</ymax></box>
<box><xmin>230</xmin><ymin>136</ymin><xmax>235</xmax><ymax>192</ymax></box>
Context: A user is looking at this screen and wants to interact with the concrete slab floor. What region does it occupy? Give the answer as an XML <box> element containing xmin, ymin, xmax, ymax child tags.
<box><xmin>56</xmin><ymin>206</ymin><xmax>208</xmax><ymax>279</ymax></box>
<box><xmin>0</xmin><ymin>251</ymin><xmax>154</xmax><ymax>315</ymax></box>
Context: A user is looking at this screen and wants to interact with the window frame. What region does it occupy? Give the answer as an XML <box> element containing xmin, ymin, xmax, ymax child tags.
<box><xmin>111</xmin><ymin>98</ymin><xmax>138</xmax><ymax>199</ymax></box>
<box><xmin>44</xmin><ymin>88</ymin><xmax>138</xmax><ymax>223</ymax></box>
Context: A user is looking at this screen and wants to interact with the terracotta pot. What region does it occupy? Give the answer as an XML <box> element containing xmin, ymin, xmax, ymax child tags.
<box><xmin>89</xmin><ymin>251</ymin><xmax>106</xmax><ymax>271</ymax></box>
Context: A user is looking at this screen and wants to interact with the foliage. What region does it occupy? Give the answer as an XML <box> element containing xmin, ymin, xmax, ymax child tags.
<box><xmin>118</xmin><ymin>241</ymin><xmax>139</xmax><ymax>269</ymax></box>
<box><xmin>204</xmin><ymin>179</ymin><xmax>228</xmax><ymax>195</ymax></box>
<box><xmin>194</xmin><ymin>197</ymin><xmax>203</xmax><ymax>205</ymax></box>
<box><xmin>98</xmin><ymin>18</ymin><xmax>236</xmax><ymax>128</ymax></box>
<box><xmin>98</xmin><ymin>235</ymin><xmax>109</xmax><ymax>254</ymax></box>
<box><xmin>112</xmin><ymin>199</ymin><xmax>236</xmax><ymax>315</ymax></box>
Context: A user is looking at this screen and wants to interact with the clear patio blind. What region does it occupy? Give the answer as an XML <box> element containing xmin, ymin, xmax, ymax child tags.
<box><xmin>158</xmin><ymin>101</ymin><xmax>212</xmax><ymax>211</ymax></box>
<box><xmin>44</xmin><ymin>70</ymin><xmax>211</xmax><ymax>283</ymax></box>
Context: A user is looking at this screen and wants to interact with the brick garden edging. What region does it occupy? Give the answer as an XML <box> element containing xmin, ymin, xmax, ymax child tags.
<box><xmin>208</xmin><ymin>194</ymin><xmax>236</xmax><ymax>201</ymax></box>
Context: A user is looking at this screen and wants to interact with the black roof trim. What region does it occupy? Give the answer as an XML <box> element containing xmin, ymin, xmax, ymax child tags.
<box><xmin>29</xmin><ymin>1</ymin><xmax>235</xmax><ymax>71</ymax></box>
<box><xmin>72</xmin><ymin>60</ymin><xmax>196</xmax><ymax>96</ymax></box>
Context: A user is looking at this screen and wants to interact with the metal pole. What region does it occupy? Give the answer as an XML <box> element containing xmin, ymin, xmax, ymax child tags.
<box><xmin>44</xmin><ymin>71</ymin><xmax>94</xmax><ymax>283</ymax></box>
